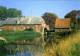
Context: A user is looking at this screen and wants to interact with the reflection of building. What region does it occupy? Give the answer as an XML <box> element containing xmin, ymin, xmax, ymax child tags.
<box><xmin>0</xmin><ymin>16</ymin><xmax>46</xmax><ymax>32</ymax></box>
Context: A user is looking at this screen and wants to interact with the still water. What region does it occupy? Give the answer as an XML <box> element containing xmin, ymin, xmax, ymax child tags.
<box><xmin>0</xmin><ymin>44</ymin><xmax>43</xmax><ymax>56</ymax></box>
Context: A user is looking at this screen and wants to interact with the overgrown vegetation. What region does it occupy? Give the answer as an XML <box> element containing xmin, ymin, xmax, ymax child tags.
<box><xmin>43</xmin><ymin>32</ymin><xmax>80</xmax><ymax>56</ymax></box>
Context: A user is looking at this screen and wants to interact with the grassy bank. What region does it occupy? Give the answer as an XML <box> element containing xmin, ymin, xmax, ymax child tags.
<box><xmin>0</xmin><ymin>30</ymin><xmax>41</xmax><ymax>43</ymax></box>
<box><xmin>43</xmin><ymin>32</ymin><xmax>80</xmax><ymax>56</ymax></box>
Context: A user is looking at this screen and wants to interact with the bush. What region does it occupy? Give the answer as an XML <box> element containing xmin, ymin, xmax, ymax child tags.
<box><xmin>70</xmin><ymin>43</ymin><xmax>80</xmax><ymax>56</ymax></box>
<box><xmin>0</xmin><ymin>40</ymin><xmax>6</xmax><ymax>46</ymax></box>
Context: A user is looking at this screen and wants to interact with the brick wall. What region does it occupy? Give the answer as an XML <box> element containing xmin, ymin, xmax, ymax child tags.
<box><xmin>0</xmin><ymin>24</ymin><xmax>42</xmax><ymax>32</ymax></box>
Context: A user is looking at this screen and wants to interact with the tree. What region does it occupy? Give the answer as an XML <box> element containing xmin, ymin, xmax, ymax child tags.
<box><xmin>0</xmin><ymin>6</ymin><xmax>7</xmax><ymax>20</ymax></box>
<box><xmin>65</xmin><ymin>10</ymin><xmax>77</xmax><ymax>24</ymax></box>
<box><xmin>0</xmin><ymin>6</ymin><xmax>22</xmax><ymax>20</ymax></box>
<box><xmin>7</xmin><ymin>8</ymin><xmax>22</xmax><ymax>18</ymax></box>
<box><xmin>64</xmin><ymin>10</ymin><xmax>80</xmax><ymax>29</ymax></box>
<box><xmin>42</xmin><ymin>12</ymin><xmax>58</xmax><ymax>29</ymax></box>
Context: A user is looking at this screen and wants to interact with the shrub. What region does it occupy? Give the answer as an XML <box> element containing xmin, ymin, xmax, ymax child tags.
<box><xmin>0</xmin><ymin>40</ymin><xmax>6</xmax><ymax>46</ymax></box>
<box><xmin>70</xmin><ymin>43</ymin><xmax>80</xmax><ymax>56</ymax></box>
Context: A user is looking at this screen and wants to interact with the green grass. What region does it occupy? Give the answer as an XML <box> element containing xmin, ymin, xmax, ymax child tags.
<box><xmin>70</xmin><ymin>43</ymin><xmax>80</xmax><ymax>56</ymax></box>
<box><xmin>0</xmin><ymin>30</ymin><xmax>41</xmax><ymax>43</ymax></box>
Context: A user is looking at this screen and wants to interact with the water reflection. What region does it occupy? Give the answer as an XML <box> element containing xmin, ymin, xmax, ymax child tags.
<box><xmin>6</xmin><ymin>51</ymin><xmax>32</xmax><ymax>56</ymax></box>
<box><xmin>0</xmin><ymin>46</ymin><xmax>9</xmax><ymax>56</ymax></box>
<box><xmin>0</xmin><ymin>44</ymin><xmax>43</xmax><ymax>56</ymax></box>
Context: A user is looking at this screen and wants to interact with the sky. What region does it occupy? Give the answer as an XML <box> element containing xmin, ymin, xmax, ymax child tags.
<box><xmin>0</xmin><ymin>0</ymin><xmax>80</xmax><ymax>18</ymax></box>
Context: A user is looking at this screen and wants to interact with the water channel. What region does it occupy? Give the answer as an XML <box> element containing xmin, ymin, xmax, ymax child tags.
<box><xmin>0</xmin><ymin>44</ymin><xmax>44</xmax><ymax>56</ymax></box>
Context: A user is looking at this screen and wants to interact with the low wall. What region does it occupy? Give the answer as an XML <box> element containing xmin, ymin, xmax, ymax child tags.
<box><xmin>0</xmin><ymin>24</ymin><xmax>43</xmax><ymax>32</ymax></box>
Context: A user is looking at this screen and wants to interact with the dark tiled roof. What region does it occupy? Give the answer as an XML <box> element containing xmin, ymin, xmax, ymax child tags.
<box><xmin>0</xmin><ymin>16</ymin><xmax>45</xmax><ymax>25</ymax></box>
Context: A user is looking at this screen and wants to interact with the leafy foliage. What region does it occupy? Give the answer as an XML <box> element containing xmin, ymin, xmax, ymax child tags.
<box><xmin>65</xmin><ymin>10</ymin><xmax>80</xmax><ymax>24</ymax></box>
<box><xmin>0</xmin><ymin>6</ymin><xmax>7</xmax><ymax>20</ymax></box>
<box><xmin>71</xmin><ymin>43</ymin><xmax>80</xmax><ymax>56</ymax></box>
<box><xmin>7</xmin><ymin>8</ymin><xmax>22</xmax><ymax>18</ymax></box>
<box><xmin>42</xmin><ymin>12</ymin><xmax>58</xmax><ymax>29</ymax></box>
<box><xmin>0</xmin><ymin>40</ymin><xmax>6</xmax><ymax>46</ymax></box>
<box><xmin>0</xmin><ymin>6</ymin><xmax>22</xmax><ymax>20</ymax></box>
<box><xmin>65</xmin><ymin>10</ymin><xmax>80</xmax><ymax>29</ymax></box>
